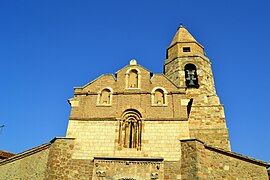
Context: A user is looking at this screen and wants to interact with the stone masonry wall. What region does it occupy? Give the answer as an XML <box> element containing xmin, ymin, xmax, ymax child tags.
<box><xmin>0</xmin><ymin>138</ymin><xmax>94</xmax><ymax>180</ymax></box>
<box><xmin>67</xmin><ymin>120</ymin><xmax>189</xmax><ymax>161</ymax></box>
<box><xmin>165</xmin><ymin>56</ymin><xmax>216</xmax><ymax>95</ymax></box>
<box><xmin>0</xmin><ymin>145</ymin><xmax>50</xmax><ymax>180</ymax></box>
<box><xmin>180</xmin><ymin>139</ymin><xmax>269</xmax><ymax>179</ymax></box>
<box><xmin>142</xmin><ymin>121</ymin><xmax>188</xmax><ymax>161</ymax></box>
<box><xmin>163</xmin><ymin>161</ymin><xmax>181</xmax><ymax>180</ymax></box>
<box><xmin>66</xmin><ymin>64</ymin><xmax>190</xmax><ymax>161</ymax></box>
<box><xmin>46</xmin><ymin>138</ymin><xmax>94</xmax><ymax>179</ymax></box>
<box><xmin>200</xmin><ymin>146</ymin><xmax>268</xmax><ymax>179</ymax></box>
<box><xmin>188</xmin><ymin>103</ymin><xmax>230</xmax><ymax>150</ymax></box>
<box><xmin>165</xmin><ymin>53</ymin><xmax>231</xmax><ymax>151</ymax></box>
<box><xmin>180</xmin><ymin>140</ymin><xmax>200</xmax><ymax>179</ymax></box>
<box><xmin>66</xmin><ymin>120</ymin><xmax>117</xmax><ymax>159</ymax></box>
<box><xmin>92</xmin><ymin>158</ymin><xmax>164</xmax><ymax>180</ymax></box>
<box><xmin>70</xmin><ymin>65</ymin><xmax>187</xmax><ymax>121</ymax></box>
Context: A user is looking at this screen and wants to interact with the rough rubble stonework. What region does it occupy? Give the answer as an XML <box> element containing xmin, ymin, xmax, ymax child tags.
<box><xmin>0</xmin><ymin>25</ymin><xmax>269</xmax><ymax>179</ymax></box>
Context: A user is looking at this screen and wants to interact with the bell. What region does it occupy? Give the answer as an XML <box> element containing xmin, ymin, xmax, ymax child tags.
<box><xmin>188</xmin><ymin>80</ymin><xmax>195</xmax><ymax>86</ymax></box>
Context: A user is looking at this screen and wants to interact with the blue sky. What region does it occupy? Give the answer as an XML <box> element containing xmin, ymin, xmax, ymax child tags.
<box><xmin>0</xmin><ymin>0</ymin><xmax>269</xmax><ymax>163</ymax></box>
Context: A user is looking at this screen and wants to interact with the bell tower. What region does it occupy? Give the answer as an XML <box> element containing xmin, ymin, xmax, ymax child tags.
<box><xmin>164</xmin><ymin>25</ymin><xmax>231</xmax><ymax>150</ymax></box>
<box><xmin>164</xmin><ymin>25</ymin><xmax>216</xmax><ymax>95</ymax></box>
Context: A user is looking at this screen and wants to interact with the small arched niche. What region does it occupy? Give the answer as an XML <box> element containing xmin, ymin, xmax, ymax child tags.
<box><xmin>125</xmin><ymin>68</ymin><xmax>141</xmax><ymax>89</ymax></box>
<box><xmin>184</xmin><ymin>64</ymin><xmax>199</xmax><ymax>88</ymax></box>
<box><xmin>151</xmin><ymin>87</ymin><xmax>168</xmax><ymax>106</ymax></box>
<box><xmin>97</xmin><ymin>87</ymin><xmax>113</xmax><ymax>106</ymax></box>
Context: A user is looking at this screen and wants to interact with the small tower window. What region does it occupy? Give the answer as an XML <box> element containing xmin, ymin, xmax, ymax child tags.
<box><xmin>184</xmin><ymin>64</ymin><xmax>199</xmax><ymax>88</ymax></box>
<box><xmin>183</xmin><ymin>47</ymin><xmax>191</xmax><ymax>52</ymax></box>
<box><xmin>97</xmin><ymin>87</ymin><xmax>113</xmax><ymax>106</ymax></box>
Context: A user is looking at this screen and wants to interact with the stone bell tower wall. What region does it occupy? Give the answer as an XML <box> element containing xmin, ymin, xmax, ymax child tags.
<box><xmin>164</xmin><ymin>56</ymin><xmax>216</xmax><ymax>95</ymax></box>
<box><xmin>164</xmin><ymin>26</ymin><xmax>231</xmax><ymax>150</ymax></box>
<box><xmin>164</xmin><ymin>55</ymin><xmax>231</xmax><ymax>150</ymax></box>
<box><xmin>188</xmin><ymin>103</ymin><xmax>231</xmax><ymax>150</ymax></box>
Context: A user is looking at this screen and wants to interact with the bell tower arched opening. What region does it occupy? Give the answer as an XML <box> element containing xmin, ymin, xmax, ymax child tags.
<box><xmin>184</xmin><ymin>63</ymin><xmax>199</xmax><ymax>88</ymax></box>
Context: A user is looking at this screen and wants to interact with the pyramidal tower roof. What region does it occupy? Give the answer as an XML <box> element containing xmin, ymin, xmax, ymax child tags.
<box><xmin>169</xmin><ymin>25</ymin><xmax>203</xmax><ymax>48</ymax></box>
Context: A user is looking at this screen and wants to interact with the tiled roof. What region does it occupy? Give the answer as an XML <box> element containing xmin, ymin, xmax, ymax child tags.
<box><xmin>0</xmin><ymin>150</ymin><xmax>15</xmax><ymax>159</ymax></box>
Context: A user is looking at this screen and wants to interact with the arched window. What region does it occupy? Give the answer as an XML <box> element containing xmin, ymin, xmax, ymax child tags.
<box><xmin>119</xmin><ymin>109</ymin><xmax>142</xmax><ymax>149</ymax></box>
<box><xmin>184</xmin><ymin>64</ymin><xmax>199</xmax><ymax>88</ymax></box>
<box><xmin>97</xmin><ymin>88</ymin><xmax>113</xmax><ymax>106</ymax></box>
<box><xmin>151</xmin><ymin>87</ymin><xmax>168</xmax><ymax>106</ymax></box>
<box><xmin>125</xmin><ymin>68</ymin><xmax>141</xmax><ymax>89</ymax></box>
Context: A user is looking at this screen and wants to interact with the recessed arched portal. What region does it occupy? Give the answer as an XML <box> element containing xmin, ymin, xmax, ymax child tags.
<box><xmin>119</xmin><ymin>109</ymin><xmax>142</xmax><ymax>150</ymax></box>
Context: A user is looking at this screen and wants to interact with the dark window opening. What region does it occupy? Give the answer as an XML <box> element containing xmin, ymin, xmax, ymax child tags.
<box><xmin>183</xmin><ymin>47</ymin><xmax>191</xmax><ymax>52</ymax></box>
<box><xmin>129</xmin><ymin>122</ymin><xmax>134</xmax><ymax>148</ymax></box>
<box><xmin>187</xmin><ymin>99</ymin><xmax>193</xmax><ymax>117</ymax></box>
<box><xmin>184</xmin><ymin>64</ymin><xmax>199</xmax><ymax>88</ymax></box>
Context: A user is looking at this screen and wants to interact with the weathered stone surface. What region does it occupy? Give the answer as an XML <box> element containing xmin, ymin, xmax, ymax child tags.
<box><xmin>46</xmin><ymin>138</ymin><xmax>93</xmax><ymax>179</ymax></box>
<box><xmin>0</xmin><ymin>143</ymin><xmax>50</xmax><ymax>179</ymax></box>
<box><xmin>180</xmin><ymin>139</ymin><xmax>269</xmax><ymax>179</ymax></box>
<box><xmin>92</xmin><ymin>157</ymin><xmax>164</xmax><ymax>180</ymax></box>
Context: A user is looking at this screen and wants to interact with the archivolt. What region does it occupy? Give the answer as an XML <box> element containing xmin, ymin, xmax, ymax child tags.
<box><xmin>122</xmin><ymin>109</ymin><xmax>142</xmax><ymax>120</ymax></box>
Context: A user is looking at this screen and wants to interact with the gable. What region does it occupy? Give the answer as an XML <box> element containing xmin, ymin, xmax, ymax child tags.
<box><xmin>75</xmin><ymin>74</ymin><xmax>116</xmax><ymax>94</ymax></box>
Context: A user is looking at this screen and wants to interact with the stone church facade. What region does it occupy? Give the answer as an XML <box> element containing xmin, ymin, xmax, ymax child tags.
<box><xmin>0</xmin><ymin>26</ymin><xmax>269</xmax><ymax>179</ymax></box>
